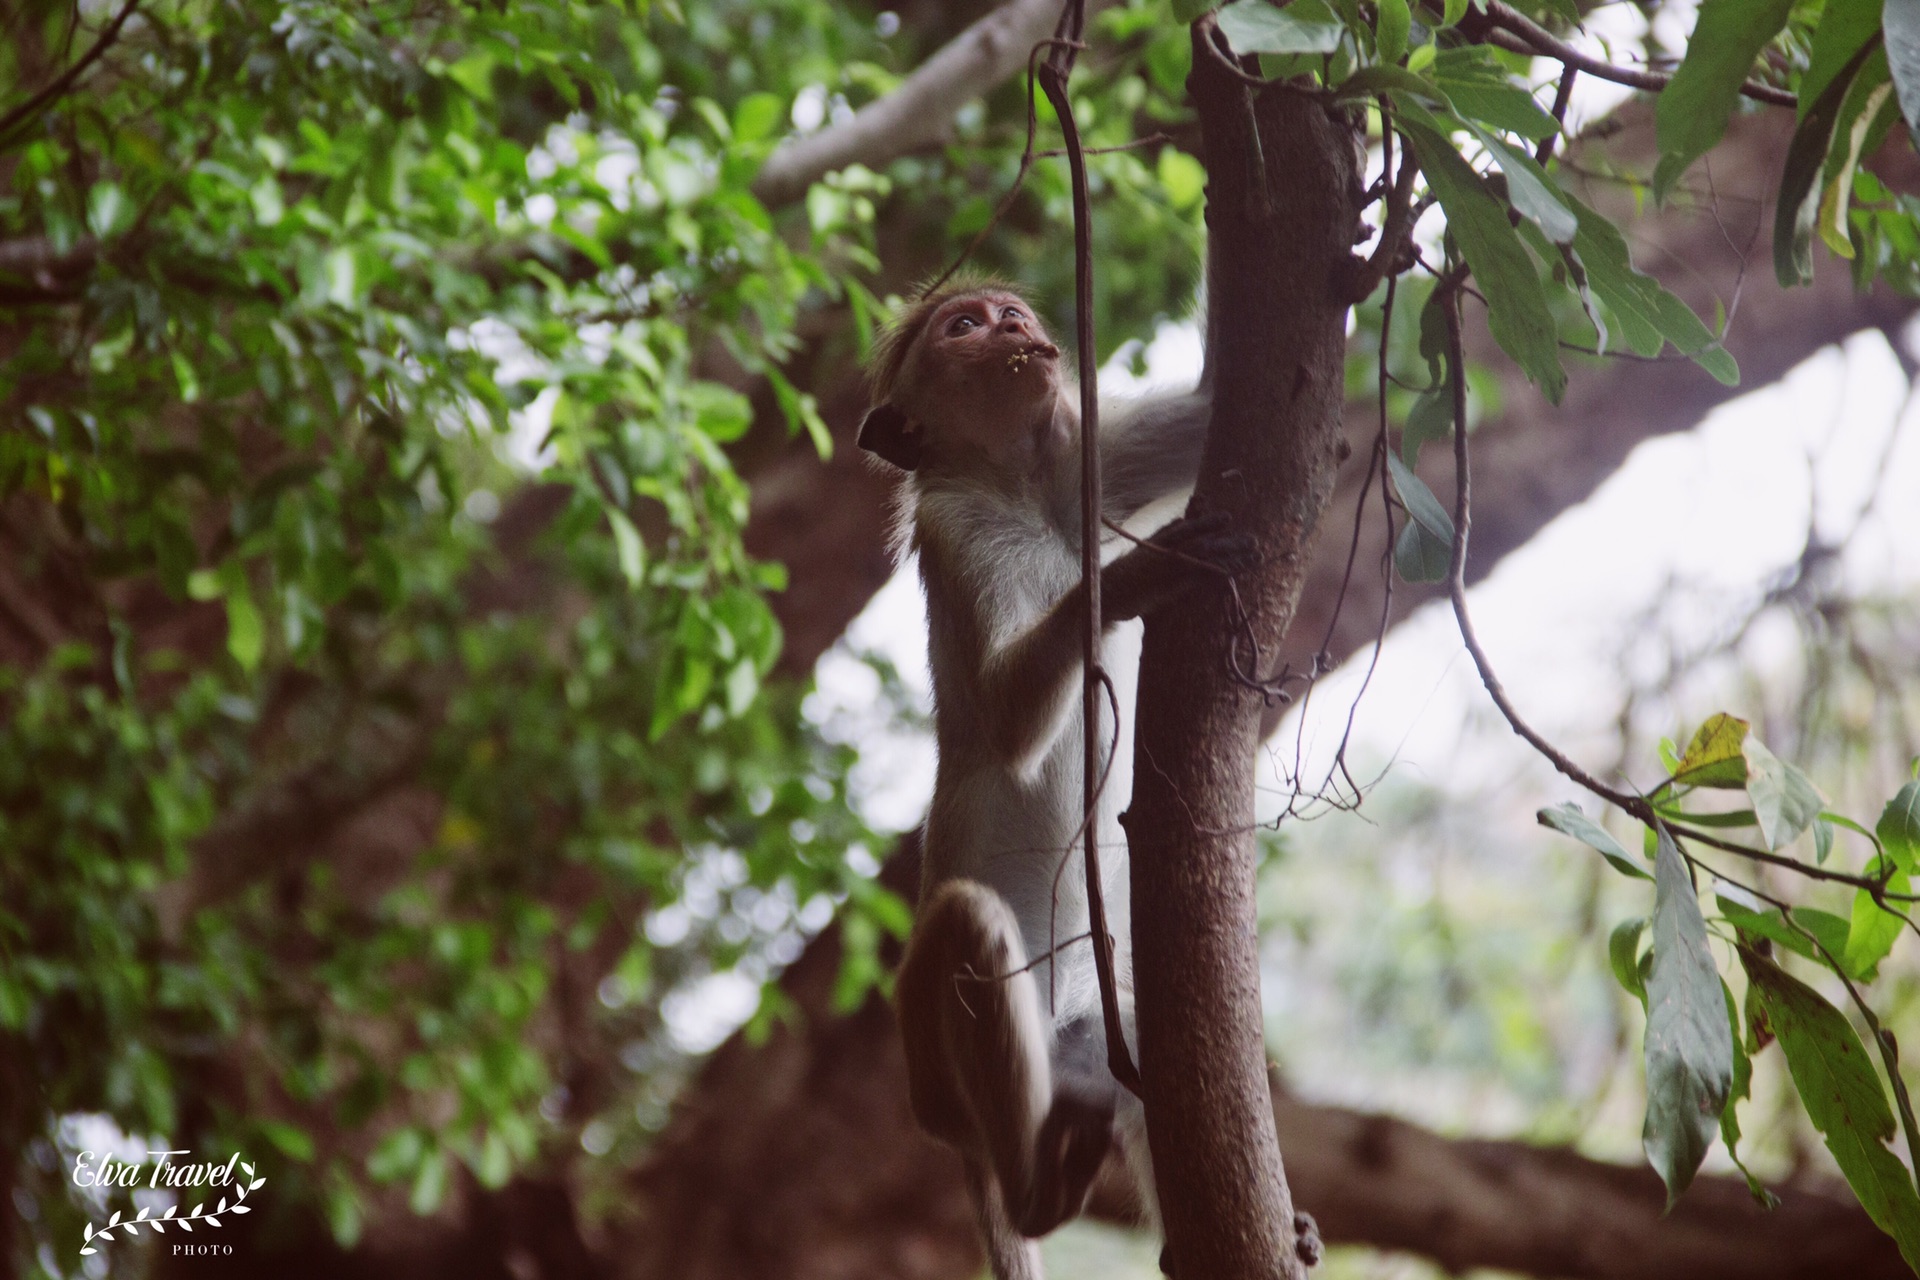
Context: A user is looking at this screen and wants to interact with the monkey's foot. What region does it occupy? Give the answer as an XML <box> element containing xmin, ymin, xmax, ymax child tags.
<box><xmin>1293</xmin><ymin>1211</ymin><xmax>1323</xmax><ymax>1267</ymax></box>
<box><xmin>1017</xmin><ymin>1091</ymin><xmax>1113</xmax><ymax>1237</ymax></box>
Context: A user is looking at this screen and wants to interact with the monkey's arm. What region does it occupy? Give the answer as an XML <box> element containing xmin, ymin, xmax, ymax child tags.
<box><xmin>1099</xmin><ymin>389</ymin><xmax>1211</xmax><ymax>524</ymax></box>
<box><xmin>973</xmin><ymin>515</ymin><xmax>1235</xmax><ymax>772</ymax></box>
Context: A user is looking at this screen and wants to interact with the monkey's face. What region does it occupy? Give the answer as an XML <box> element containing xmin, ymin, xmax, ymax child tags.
<box><xmin>861</xmin><ymin>289</ymin><xmax>1064</xmax><ymax>474</ymax></box>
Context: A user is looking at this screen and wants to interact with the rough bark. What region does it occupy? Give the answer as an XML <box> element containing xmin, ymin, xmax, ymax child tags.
<box><xmin>1120</xmin><ymin>31</ymin><xmax>1359</xmax><ymax>1278</ymax></box>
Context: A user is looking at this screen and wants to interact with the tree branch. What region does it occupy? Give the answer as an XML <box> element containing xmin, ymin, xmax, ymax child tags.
<box><xmin>1119</xmin><ymin>21</ymin><xmax>1361</xmax><ymax>1277</ymax></box>
<box><xmin>1470</xmin><ymin>1</ymin><xmax>1797</xmax><ymax>109</ymax></box>
<box><xmin>0</xmin><ymin>0</ymin><xmax>143</xmax><ymax>144</ymax></box>
<box><xmin>750</xmin><ymin>0</ymin><xmax>1116</xmax><ymax>208</ymax></box>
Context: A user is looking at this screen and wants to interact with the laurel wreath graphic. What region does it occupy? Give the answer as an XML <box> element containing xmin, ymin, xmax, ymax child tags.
<box><xmin>78</xmin><ymin>1164</ymin><xmax>265</xmax><ymax>1256</ymax></box>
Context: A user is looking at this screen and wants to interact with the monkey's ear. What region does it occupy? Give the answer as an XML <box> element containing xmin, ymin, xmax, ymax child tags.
<box><xmin>858</xmin><ymin>403</ymin><xmax>924</xmax><ymax>472</ymax></box>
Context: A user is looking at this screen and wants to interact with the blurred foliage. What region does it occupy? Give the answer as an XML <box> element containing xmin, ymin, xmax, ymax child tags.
<box><xmin>0</xmin><ymin>0</ymin><xmax>1209</xmax><ymax>1271</ymax></box>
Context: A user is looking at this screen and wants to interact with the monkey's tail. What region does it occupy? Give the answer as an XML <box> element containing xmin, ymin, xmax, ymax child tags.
<box><xmin>963</xmin><ymin>1155</ymin><xmax>1045</xmax><ymax>1280</ymax></box>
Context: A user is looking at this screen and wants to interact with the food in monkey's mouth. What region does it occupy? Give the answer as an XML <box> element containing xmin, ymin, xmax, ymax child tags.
<box><xmin>1005</xmin><ymin>341</ymin><xmax>1060</xmax><ymax>371</ymax></box>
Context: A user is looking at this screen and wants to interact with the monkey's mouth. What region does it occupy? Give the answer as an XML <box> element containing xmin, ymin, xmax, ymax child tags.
<box><xmin>1005</xmin><ymin>341</ymin><xmax>1060</xmax><ymax>372</ymax></box>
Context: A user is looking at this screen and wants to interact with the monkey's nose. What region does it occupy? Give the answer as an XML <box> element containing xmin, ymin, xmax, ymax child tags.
<box><xmin>998</xmin><ymin>319</ymin><xmax>1030</xmax><ymax>337</ymax></box>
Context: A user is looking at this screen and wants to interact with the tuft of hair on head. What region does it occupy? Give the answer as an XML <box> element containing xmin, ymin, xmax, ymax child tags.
<box><xmin>865</xmin><ymin>271</ymin><xmax>1034</xmax><ymax>408</ymax></box>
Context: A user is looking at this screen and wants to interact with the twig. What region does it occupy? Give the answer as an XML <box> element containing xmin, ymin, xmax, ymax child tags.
<box><xmin>1475</xmin><ymin>2</ymin><xmax>1796</xmax><ymax>109</ymax></box>
<box><xmin>1437</xmin><ymin>276</ymin><xmax>1896</xmax><ymax>899</ymax></box>
<box><xmin>1037</xmin><ymin>7</ymin><xmax>1141</xmax><ymax>1098</ymax></box>
<box><xmin>0</xmin><ymin>0</ymin><xmax>142</xmax><ymax>145</ymax></box>
<box><xmin>1344</xmin><ymin>119</ymin><xmax>1420</xmax><ymax>303</ymax></box>
<box><xmin>1535</xmin><ymin>67</ymin><xmax>1576</xmax><ymax>167</ymax></box>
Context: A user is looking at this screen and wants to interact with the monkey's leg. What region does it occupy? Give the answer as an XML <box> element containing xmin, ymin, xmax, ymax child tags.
<box><xmin>1021</xmin><ymin>1014</ymin><xmax>1116</xmax><ymax>1236</ymax></box>
<box><xmin>901</xmin><ymin>883</ymin><xmax>1055</xmax><ymax>1222</ymax></box>
<box><xmin>964</xmin><ymin>1155</ymin><xmax>1044</xmax><ymax>1280</ymax></box>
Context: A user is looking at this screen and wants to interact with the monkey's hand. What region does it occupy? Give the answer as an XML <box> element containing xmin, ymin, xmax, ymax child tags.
<box><xmin>1102</xmin><ymin>511</ymin><xmax>1255</xmax><ymax>622</ymax></box>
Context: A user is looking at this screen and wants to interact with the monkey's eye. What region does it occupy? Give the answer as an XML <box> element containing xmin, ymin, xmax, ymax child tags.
<box><xmin>947</xmin><ymin>315</ymin><xmax>979</xmax><ymax>335</ymax></box>
<box><xmin>1001</xmin><ymin>306</ymin><xmax>1025</xmax><ymax>321</ymax></box>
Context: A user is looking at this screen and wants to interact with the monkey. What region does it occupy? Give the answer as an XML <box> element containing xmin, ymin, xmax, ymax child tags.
<box><xmin>859</xmin><ymin>280</ymin><xmax>1243</xmax><ymax>1280</ymax></box>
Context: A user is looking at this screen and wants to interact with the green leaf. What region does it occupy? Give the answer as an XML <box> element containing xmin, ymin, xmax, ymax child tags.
<box><xmin>1819</xmin><ymin>74</ymin><xmax>1897</xmax><ymax>258</ymax></box>
<box><xmin>733</xmin><ymin>92</ymin><xmax>785</xmax><ymax>144</ymax></box>
<box><xmin>687</xmin><ymin>381</ymin><xmax>754</xmax><ymax>442</ymax></box>
<box><xmin>1803</xmin><ymin>0</ymin><xmax>1886</xmax><ymax>114</ymax></box>
<box><xmin>1433</xmin><ymin>49</ymin><xmax>1561</xmax><ymax>140</ymax></box>
<box><xmin>1653</xmin><ymin>0</ymin><xmax>1797</xmax><ymax>199</ymax></box>
<box><xmin>1393</xmin><ymin>519</ymin><xmax>1452</xmax><ymax>582</ymax></box>
<box><xmin>1385</xmin><ymin>452</ymin><xmax>1454</xmax><ymax>543</ymax></box>
<box><xmin>1158</xmin><ymin>147</ymin><xmax>1207</xmax><ymax>211</ymax></box>
<box><xmin>1335</xmin><ymin>65</ymin><xmax>1443</xmax><ymax>104</ymax></box>
<box><xmin>1402</xmin><ymin>384</ymin><xmax>1454</xmax><ymax>466</ymax></box>
<box><xmin>1400</xmin><ymin>122</ymin><xmax>1567</xmax><ymax>401</ymax></box>
<box><xmin>1717</xmin><ymin>898</ymin><xmax>1853</xmax><ymax>968</ymax></box>
<box><xmin>1565</xmin><ymin>196</ymin><xmax>1739</xmax><ymax>381</ymax></box>
<box><xmin>410</xmin><ymin>1150</ymin><xmax>449</xmax><ymax>1216</ymax></box>
<box><xmin>1717</xmin><ymin>978</ymin><xmax>1777</xmax><ymax>1205</ymax></box>
<box><xmin>1743</xmin><ymin>736</ymin><xmax>1824</xmax><ymax>850</ymax></box>
<box><xmin>225</xmin><ymin>583</ymin><xmax>265</xmax><ymax>673</ymax></box>
<box><xmin>1845</xmin><ymin>860</ymin><xmax>1911</xmax><ymax>978</ymax></box>
<box><xmin>258</xmin><ymin>1119</ymin><xmax>316</xmax><ymax>1163</ymax></box>
<box><xmin>1775</xmin><ymin>38</ymin><xmax>1883</xmax><ymax>287</ymax></box>
<box><xmin>1742</xmin><ymin>949</ymin><xmax>1920</xmax><ymax>1270</ymax></box>
<box><xmin>1217</xmin><ymin>0</ymin><xmax>1345</xmax><ymax>54</ymax></box>
<box><xmin>1610</xmin><ymin>916</ymin><xmax>1649</xmax><ymax>1004</ymax></box>
<box><xmin>1668</xmin><ymin>714</ymin><xmax>1751</xmax><ymax>791</ymax></box>
<box><xmin>1887</xmin><ymin>0</ymin><xmax>1920</xmax><ymax>136</ymax></box>
<box><xmin>1376</xmin><ymin>0</ymin><xmax>1410</xmax><ymax>65</ymax></box>
<box><xmin>608</xmin><ymin>510</ymin><xmax>646</xmax><ymax>589</ymax></box>
<box><xmin>1466</xmin><ymin>124</ymin><xmax>1576</xmax><ymax>244</ymax></box>
<box><xmin>1878</xmin><ymin>781</ymin><xmax>1920</xmax><ymax>874</ymax></box>
<box><xmin>1173</xmin><ymin>0</ymin><xmax>1216</xmax><ymax>21</ymax></box>
<box><xmin>1538</xmin><ymin>802</ymin><xmax>1651</xmax><ymax>879</ymax></box>
<box><xmin>1642</xmin><ymin>827</ymin><xmax>1733</xmax><ymax>1205</ymax></box>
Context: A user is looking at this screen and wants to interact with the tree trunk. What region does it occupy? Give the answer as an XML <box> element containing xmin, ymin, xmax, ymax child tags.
<box><xmin>1123</xmin><ymin>30</ymin><xmax>1360</xmax><ymax>1279</ymax></box>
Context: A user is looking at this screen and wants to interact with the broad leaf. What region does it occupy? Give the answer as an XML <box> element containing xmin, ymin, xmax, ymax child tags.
<box><xmin>1743</xmin><ymin>950</ymin><xmax>1920</xmax><ymax>1270</ymax></box>
<box><xmin>1566</xmin><ymin>199</ymin><xmax>1739</xmax><ymax>383</ymax></box>
<box><xmin>1717</xmin><ymin>898</ymin><xmax>1855</xmax><ymax>970</ymax></box>
<box><xmin>1803</xmin><ymin>0</ymin><xmax>1887</xmax><ymax>112</ymax></box>
<box><xmin>1466</xmin><ymin>124</ymin><xmax>1576</xmax><ymax>244</ymax></box>
<box><xmin>1430</xmin><ymin>47</ymin><xmax>1560</xmax><ymax>140</ymax></box>
<box><xmin>1888</xmin><ymin>0</ymin><xmax>1920</xmax><ymax>136</ymax></box>
<box><xmin>1775</xmin><ymin>39</ymin><xmax>1883</xmax><ymax>286</ymax></box>
<box><xmin>1654</xmin><ymin>0</ymin><xmax>1797</xmax><ymax>198</ymax></box>
<box><xmin>1386</xmin><ymin>452</ymin><xmax>1454</xmax><ymax>543</ymax></box>
<box><xmin>1719</xmin><ymin>979</ymin><xmax>1775</xmax><ymax>1205</ymax></box>
<box><xmin>1879</xmin><ymin>781</ymin><xmax>1920</xmax><ymax>874</ymax></box>
<box><xmin>1610</xmin><ymin>916</ymin><xmax>1649</xmax><ymax>1004</ymax></box>
<box><xmin>1670</xmin><ymin>713</ymin><xmax>1751</xmax><ymax>791</ymax></box>
<box><xmin>1539</xmin><ymin>802</ymin><xmax>1651</xmax><ymax>879</ymax></box>
<box><xmin>1376</xmin><ymin>0</ymin><xmax>1410</xmax><ymax>66</ymax></box>
<box><xmin>1845</xmin><ymin>859</ymin><xmax>1912</xmax><ymax>978</ymax></box>
<box><xmin>1642</xmin><ymin>828</ymin><xmax>1734</xmax><ymax>1204</ymax></box>
<box><xmin>1218</xmin><ymin>0</ymin><xmax>1345</xmax><ymax>55</ymax></box>
<box><xmin>1393</xmin><ymin>519</ymin><xmax>1453</xmax><ymax>582</ymax></box>
<box><xmin>1400</xmin><ymin>122</ymin><xmax>1567</xmax><ymax>401</ymax></box>
<box><xmin>1743</xmin><ymin>736</ymin><xmax>1824</xmax><ymax>850</ymax></box>
<box><xmin>1334</xmin><ymin>65</ymin><xmax>1444</xmax><ymax>104</ymax></box>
